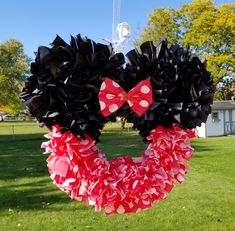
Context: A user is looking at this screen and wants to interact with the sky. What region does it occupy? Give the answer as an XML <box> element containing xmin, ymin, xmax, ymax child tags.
<box><xmin>0</xmin><ymin>0</ymin><xmax>234</xmax><ymax>58</ymax></box>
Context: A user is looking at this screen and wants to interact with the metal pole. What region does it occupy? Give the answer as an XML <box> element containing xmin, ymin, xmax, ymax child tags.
<box><xmin>12</xmin><ymin>125</ymin><xmax>15</xmax><ymax>140</ymax></box>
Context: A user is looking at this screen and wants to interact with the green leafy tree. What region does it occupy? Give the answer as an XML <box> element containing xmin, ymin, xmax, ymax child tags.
<box><xmin>0</xmin><ymin>39</ymin><xmax>29</xmax><ymax>114</ymax></box>
<box><xmin>140</xmin><ymin>8</ymin><xmax>179</xmax><ymax>46</ymax></box>
<box><xmin>139</xmin><ymin>0</ymin><xmax>235</xmax><ymax>99</ymax></box>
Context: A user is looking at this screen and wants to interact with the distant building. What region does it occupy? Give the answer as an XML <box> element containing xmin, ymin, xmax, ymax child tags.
<box><xmin>196</xmin><ymin>100</ymin><xmax>235</xmax><ymax>137</ymax></box>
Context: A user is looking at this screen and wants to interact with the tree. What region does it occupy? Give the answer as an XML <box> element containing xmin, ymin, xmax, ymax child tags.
<box><xmin>0</xmin><ymin>39</ymin><xmax>29</xmax><ymax>114</ymax></box>
<box><xmin>214</xmin><ymin>77</ymin><xmax>235</xmax><ymax>100</ymax></box>
<box><xmin>140</xmin><ymin>8</ymin><xmax>179</xmax><ymax>46</ymax></box>
<box><xmin>138</xmin><ymin>0</ymin><xmax>235</xmax><ymax>99</ymax></box>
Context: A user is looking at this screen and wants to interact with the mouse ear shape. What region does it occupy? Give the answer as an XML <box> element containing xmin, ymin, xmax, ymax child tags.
<box><xmin>125</xmin><ymin>40</ymin><xmax>215</xmax><ymax>138</ymax></box>
<box><xmin>20</xmin><ymin>35</ymin><xmax>124</xmax><ymax>141</ymax></box>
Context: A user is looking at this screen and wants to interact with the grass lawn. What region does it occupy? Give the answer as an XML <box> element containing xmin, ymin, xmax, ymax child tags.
<box><xmin>0</xmin><ymin>122</ymin><xmax>235</xmax><ymax>231</ymax></box>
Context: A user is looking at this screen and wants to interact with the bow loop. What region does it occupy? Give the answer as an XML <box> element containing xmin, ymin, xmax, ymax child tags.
<box><xmin>98</xmin><ymin>78</ymin><xmax>153</xmax><ymax>117</ymax></box>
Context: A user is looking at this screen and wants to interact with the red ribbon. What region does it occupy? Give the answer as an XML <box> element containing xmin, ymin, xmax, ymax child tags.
<box><xmin>98</xmin><ymin>78</ymin><xmax>153</xmax><ymax>117</ymax></box>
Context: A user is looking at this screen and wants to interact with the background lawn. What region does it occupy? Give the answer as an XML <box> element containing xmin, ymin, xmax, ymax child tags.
<box><xmin>0</xmin><ymin>122</ymin><xmax>235</xmax><ymax>231</ymax></box>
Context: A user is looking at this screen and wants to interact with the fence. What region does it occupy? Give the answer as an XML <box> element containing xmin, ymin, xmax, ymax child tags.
<box><xmin>0</xmin><ymin>121</ymin><xmax>133</xmax><ymax>142</ymax></box>
<box><xmin>0</xmin><ymin>122</ymin><xmax>47</xmax><ymax>142</ymax></box>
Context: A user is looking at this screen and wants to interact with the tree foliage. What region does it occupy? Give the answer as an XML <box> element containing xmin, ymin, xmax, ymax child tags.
<box><xmin>140</xmin><ymin>8</ymin><xmax>179</xmax><ymax>45</ymax></box>
<box><xmin>139</xmin><ymin>0</ymin><xmax>235</xmax><ymax>99</ymax></box>
<box><xmin>0</xmin><ymin>39</ymin><xmax>29</xmax><ymax>114</ymax></box>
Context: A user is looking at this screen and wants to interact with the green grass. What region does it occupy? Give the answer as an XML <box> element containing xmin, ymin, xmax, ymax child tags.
<box><xmin>0</xmin><ymin>122</ymin><xmax>235</xmax><ymax>231</ymax></box>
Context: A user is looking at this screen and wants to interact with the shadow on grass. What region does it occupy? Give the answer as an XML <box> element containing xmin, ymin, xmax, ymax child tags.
<box><xmin>191</xmin><ymin>139</ymin><xmax>218</xmax><ymax>155</ymax></box>
<box><xmin>0</xmin><ymin>134</ymin><xmax>48</xmax><ymax>180</ymax></box>
<box><xmin>191</xmin><ymin>145</ymin><xmax>214</xmax><ymax>153</ymax></box>
<box><xmin>0</xmin><ymin>181</ymin><xmax>88</xmax><ymax>213</ymax></box>
<box><xmin>0</xmin><ymin>134</ymin><xmax>66</xmax><ymax>212</ymax></box>
<box><xmin>0</xmin><ymin>134</ymin><xmax>87</xmax><ymax>212</ymax></box>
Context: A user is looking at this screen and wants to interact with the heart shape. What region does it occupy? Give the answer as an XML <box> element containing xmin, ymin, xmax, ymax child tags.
<box><xmin>20</xmin><ymin>34</ymin><xmax>215</xmax><ymax>215</ymax></box>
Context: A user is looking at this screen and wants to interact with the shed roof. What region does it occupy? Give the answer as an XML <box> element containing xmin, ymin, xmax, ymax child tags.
<box><xmin>212</xmin><ymin>100</ymin><xmax>235</xmax><ymax>110</ymax></box>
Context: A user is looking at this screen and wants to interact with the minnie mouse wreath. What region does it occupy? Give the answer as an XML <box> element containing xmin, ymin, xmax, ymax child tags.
<box><xmin>20</xmin><ymin>35</ymin><xmax>215</xmax><ymax>215</ymax></box>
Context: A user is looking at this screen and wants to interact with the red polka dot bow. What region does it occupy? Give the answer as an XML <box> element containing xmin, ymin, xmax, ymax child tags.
<box><xmin>98</xmin><ymin>78</ymin><xmax>153</xmax><ymax>117</ymax></box>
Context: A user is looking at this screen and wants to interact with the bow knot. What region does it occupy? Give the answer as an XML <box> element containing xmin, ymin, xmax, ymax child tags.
<box><xmin>98</xmin><ymin>78</ymin><xmax>153</xmax><ymax>117</ymax></box>
<box><xmin>121</xmin><ymin>92</ymin><xmax>132</xmax><ymax>101</ymax></box>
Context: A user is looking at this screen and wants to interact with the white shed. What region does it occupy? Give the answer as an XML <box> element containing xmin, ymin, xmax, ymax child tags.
<box><xmin>196</xmin><ymin>100</ymin><xmax>235</xmax><ymax>137</ymax></box>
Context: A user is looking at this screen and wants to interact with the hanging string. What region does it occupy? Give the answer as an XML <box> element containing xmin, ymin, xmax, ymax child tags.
<box><xmin>101</xmin><ymin>0</ymin><xmax>131</xmax><ymax>53</ymax></box>
<box><xmin>112</xmin><ymin>0</ymin><xmax>121</xmax><ymax>43</ymax></box>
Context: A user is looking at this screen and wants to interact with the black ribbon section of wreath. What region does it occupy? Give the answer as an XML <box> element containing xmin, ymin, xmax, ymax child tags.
<box><xmin>20</xmin><ymin>35</ymin><xmax>215</xmax><ymax>142</ymax></box>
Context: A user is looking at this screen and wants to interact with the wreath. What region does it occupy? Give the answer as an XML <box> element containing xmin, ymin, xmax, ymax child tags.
<box><xmin>20</xmin><ymin>35</ymin><xmax>215</xmax><ymax>215</ymax></box>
